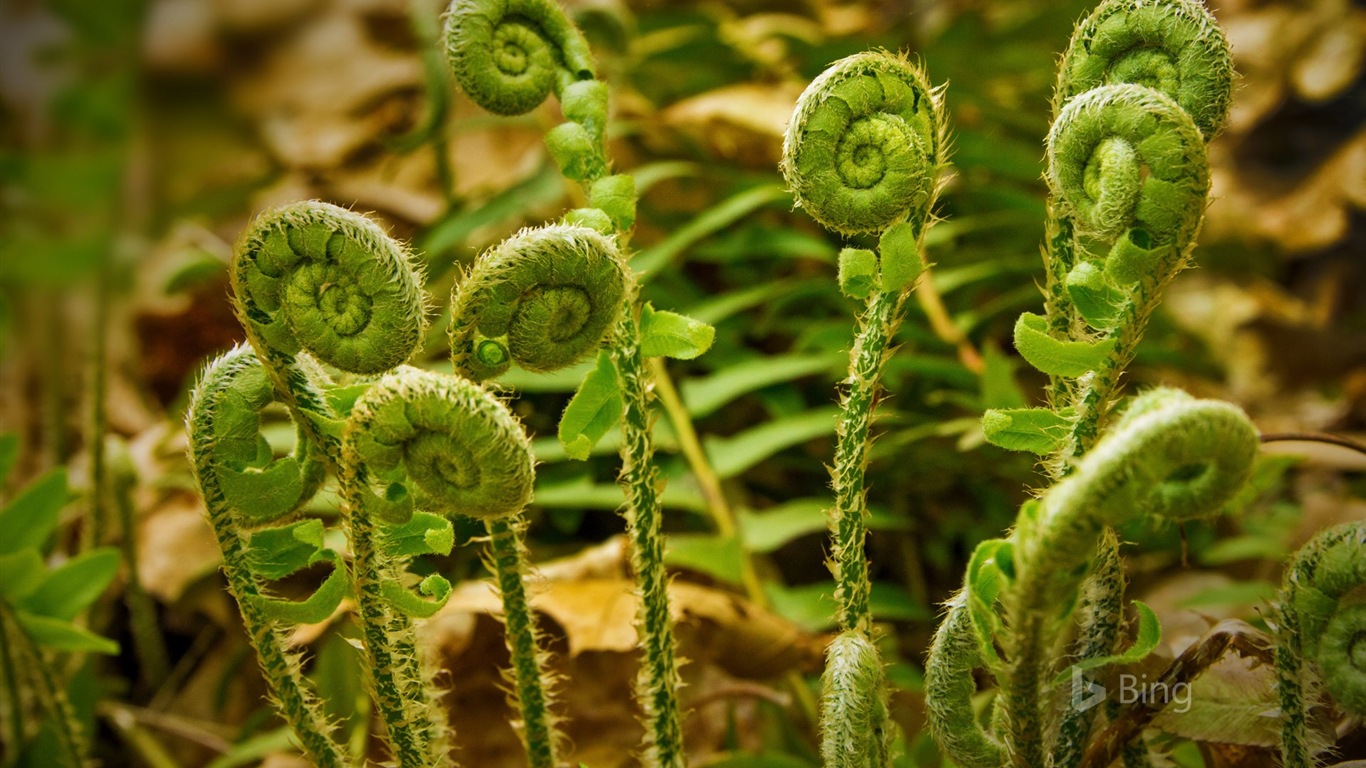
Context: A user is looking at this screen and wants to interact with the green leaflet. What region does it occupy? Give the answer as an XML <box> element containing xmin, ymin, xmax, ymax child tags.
<box><xmin>1013</xmin><ymin>312</ymin><xmax>1115</xmax><ymax>377</ymax></box>
<box><xmin>559</xmin><ymin>349</ymin><xmax>624</xmax><ymax>461</ymax></box>
<box><xmin>247</xmin><ymin>519</ymin><xmax>334</xmax><ymax>581</ymax></box>
<box><xmin>0</xmin><ymin>551</ymin><xmax>45</xmax><ymax>601</ymax></box>
<box><xmin>16</xmin><ymin>611</ymin><xmax>119</xmax><ymax>655</ymax></box>
<box><xmin>0</xmin><ymin>469</ymin><xmax>68</xmax><ymax>556</ymax></box>
<box><xmin>981</xmin><ymin>407</ymin><xmax>1073</xmax><ymax>454</ymax></box>
<box><xmin>589</xmin><ymin>174</ymin><xmax>636</xmax><ymax>231</ymax></box>
<box><xmin>383</xmin><ymin>573</ymin><xmax>452</xmax><ymax>619</ymax></box>
<box><xmin>638</xmin><ymin>303</ymin><xmax>715</xmax><ymax>360</ymax></box>
<box><xmin>1065</xmin><ymin>261</ymin><xmax>1124</xmax><ymax>328</ymax></box>
<box><xmin>19</xmin><ymin>548</ymin><xmax>120</xmax><ymax>621</ymax></box>
<box><xmin>380</xmin><ymin>512</ymin><xmax>455</xmax><ymax>559</ymax></box>
<box><xmin>562</xmin><ymin>207</ymin><xmax>614</xmax><ymax>234</ymax></box>
<box><xmin>545</xmin><ymin>121</ymin><xmax>600</xmax><ymax>182</ymax></box>
<box><xmin>218</xmin><ymin>455</ymin><xmax>309</xmax><ymax>522</ymax></box>
<box><xmin>838</xmin><ymin>248</ymin><xmax>877</xmax><ymax>300</ymax></box>
<box><xmin>1050</xmin><ymin>601</ymin><xmax>1161</xmax><ymax>684</ymax></box>
<box><xmin>248</xmin><ymin>553</ymin><xmax>349</xmax><ymax>626</ymax></box>
<box><xmin>878</xmin><ymin>222</ymin><xmax>925</xmax><ymax>293</ymax></box>
<box><xmin>965</xmin><ymin>538</ymin><xmax>1012</xmax><ymax>668</ymax></box>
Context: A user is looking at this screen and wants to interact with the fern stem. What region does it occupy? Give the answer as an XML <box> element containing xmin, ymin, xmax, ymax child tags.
<box><xmin>0</xmin><ymin>600</ymin><xmax>89</xmax><ymax>768</ymax></box>
<box><xmin>831</xmin><ymin>288</ymin><xmax>907</xmax><ymax>633</ymax></box>
<box><xmin>612</xmin><ymin>305</ymin><xmax>685</xmax><ymax>768</ymax></box>
<box><xmin>488</xmin><ymin>518</ymin><xmax>560</xmax><ymax>768</ymax></box>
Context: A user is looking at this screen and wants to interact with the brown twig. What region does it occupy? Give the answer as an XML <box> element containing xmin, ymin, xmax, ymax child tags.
<box><xmin>1079</xmin><ymin>619</ymin><xmax>1274</xmax><ymax>768</ymax></box>
<box><xmin>1260</xmin><ymin>432</ymin><xmax>1366</xmax><ymax>457</ymax></box>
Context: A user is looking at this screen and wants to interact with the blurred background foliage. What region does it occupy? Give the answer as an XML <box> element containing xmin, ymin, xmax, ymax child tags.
<box><xmin>0</xmin><ymin>0</ymin><xmax>1364</xmax><ymax>765</ymax></box>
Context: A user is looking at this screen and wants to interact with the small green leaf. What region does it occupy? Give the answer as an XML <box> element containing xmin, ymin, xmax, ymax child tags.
<box><xmin>16</xmin><ymin>611</ymin><xmax>119</xmax><ymax>654</ymax></box>
<box><xmin>380</xmin><ymin>512</ymin><xmax>454</xmax><ymax>558</ymax></box>
<box><xmin>0</xmin><ymin>469</ymin><xmax>68</xmax><ymax>556</ymax></box>
<box><xmin>639</xmin><ymin>303</ymin><xmax>715</xmax><ymax>360</ymax></box>
<box><xmin>20</xmin><ymin>548</ymin><xmax>120</xmax><ymax>621</ymax></box>
<box><xmin>544</xmin><ymin>121</ymin><xmax>598</xmax><ymax>181</ymax></box>
<box><xmin>218</xmin><ymin>456</ymin><xmax>307</xmax><ymax>522</ymax></box>
<box><xmin>1066</xmin><ymin>261</ymin><xmax>1124</xmax><ymax>329</ymax></box>
<box><xmin>878</xmin><ymin>222</ymin><xmax>924</xmax><ymax>293</ymax></box>
<box><xmin>1105</xmin><ymin>227</ymin><xmax>1171</xmax><ymax>284</ymax></box>
<box><xmin>559</xmin><ymin>349</ymin><xmax>623</xmax><ymax>461</ymax></box>
<box><xmin>1052</xmin><ymin>601</ymin><xmax>1162</xmax><ymax>684</ymax></box>
<box><xmin>247</xmin><ymin>519</ymin><xmax>330</xmax><ymax>581</ymax></box>
<box><xmin>1012</xmin><ymin>312</ymin><xmax>1116</xmax><ymax>377</ymax></box>
<box><xmin>837</xmin><ymin>248</ymin><xmax>877</xmax><ymax>299</ymax></box>
<box><xmin>982</xmin><ymin>407</ymin><xmax>1072</xmax><ymax>454</ymax></box>
<box><xmin>562</xmin><ymin>207</ymin><xmax>614</xmax><ymax>234</ymax></box>
<box><xmin>251</xmin><ymin>553</ymin><xmax>348</xmax><ymax>625</ymax></box>
<box><xmin>965</xmin><ymin>538</ymin><xmax>1012</xmax><ymax>666</ymax></box>
<box><xmin>382</xmin><ymin>574</ymin><xmax>451</xmax><ymax>619</ymax></box>
<box><xmin>0</xmin><ymin>550</ymin><xmax>46</xmax><ymax>601</ymax></box>
<box><xmin>589</xmin><ymin>173</ymin><xmax>635</xmax><ymax>231</ymax></box>
<box><xmin>0</xmin><ymin>433</ymin><xmax>18</xmax><ymax>484</ymax></box>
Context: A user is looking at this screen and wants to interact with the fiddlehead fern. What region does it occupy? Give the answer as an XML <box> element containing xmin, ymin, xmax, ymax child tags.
<box><xmin>782</xmin><ymin>50</ymin><xmax>945</xmax><ymax>768</ymax></box>
<box><xmin>820</xmin><ymin>631</ymin><xmax>893</xmax><ymax>768</ymax></box>
<box><xmin>449</xmin><ymin>224</ymin><xmax>629</xmax><ymax>381</ymax></box>
<box><xmin>1055</xmin><ymin>0</ymin><xmax>1233</xmax><ymax>140</ymax></box>
<box><xmin>443</xmin><ymin>0</ymin><xmax>595</xmax><ymax>117</ymax></box>
<box><xmin>1036</xmin><ymin>0</ymin><xmax>1231</xmax><ymax>420</ymax></box>
<box><xmin>997</xmin><ymin>388</ymin><xmax>1257</xmax><ymax>765</ymax></box>
<box><xmin>231</xmin><ymin>200</ymin><xmax>428</xmax><ymax>464</ymax></box>
<box><xmin>341</xmin><ymin>367</ymin><xmax>544</xmax><ymax>767</ymax></box>
<box><xmin>781</xmin><ymin>51</ymin><xmax>943</xmax><ymax>238</ymax></box>
<box><xmin>1277</xmin><ymin>522</ymin><xmax>1366</xmax><ymax>768</ymax></box>
<box><xmin>1043</xmin><ymin>83</ymin><xmax>1210</xmax><ymax>463</ymax></box>
<box><xmin>187</xmin><ymin>346</ymin><xmax>349</xmax><ymax>768</ymax></box>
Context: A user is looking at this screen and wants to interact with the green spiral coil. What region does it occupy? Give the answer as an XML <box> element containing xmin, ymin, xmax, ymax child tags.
<box><xmin>343</xmin><ymin>367</ymin><xmax>534</xmax><ymax>520</ymax></box>
<box><xmin>450</xmin><ymin>224</ymin><xmax>630</xmax><ymax>381</ymax></box>
<box><xmin>443</xmin><ymin>0</ymin><xmax>595</xmax><ymax>116</ymax></box>
<box><xmin>1047</xmin><ymin>82</ymin><xmax>1209</xmax><ymax>277</ymax></box>
<box><xmin>1056</xmin><ymin>0</ymin><xmax>1233</xmax><ymax>139</ymax></box>
<box><xmin>781</xmin><ymin>51</ymin><xmax>943</xmax><ymax>237</ymax></box>
<box><xmin>232</xmin><ymin>200</ymin><xmax>427</xmax><ymax>376</ymax></box>
<box><xmin>1278</xmin><ymin>521</ymin><xmax>1366</xmax><ymax>768</ymax></box>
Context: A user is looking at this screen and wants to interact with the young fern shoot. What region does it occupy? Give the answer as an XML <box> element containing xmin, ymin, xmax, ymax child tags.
<box><xmin>230</xmin><ymin>202</ymin><xmax>450</xmax><ymax>766</ymax></box>
<box><xmin>447</xmin><ymin>222</ymin><xmax>632</xmax><ymax>767</ymax></box>
<box><xmin>187</xmin><ymin>346</ymin><xmax>350</xmax><ymax>768</ymax></box>
<box><xmin>780</xmin><ymin>51</ymin><xmax>947</xmax><ymax>767</ymax></box>
<box><xmin>444</xmin><ymin>4</ymin><xmax>714</xmax><ymax>765</ymax></box>
<box><xmin>1276</xmin><ymin>522</ymin><xmax>1366</xmax><ymax>768</ymax></box>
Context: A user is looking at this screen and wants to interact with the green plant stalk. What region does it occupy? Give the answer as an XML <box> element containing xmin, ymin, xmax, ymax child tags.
<box><xmin>112</xmin><ymin>469</ymin><xmax>171</xmax><ymax>691</ymax></box>
<box><xmin>336</xmin><ymin>461</ymin><xmax>438</xmax><ymax>768</ymax></box>
<box><xmin>189</xmin><ymin>383</ymin><xmax>348</xmax><ymax>768</ymax></box>
<box><xmin>0</xmin><ymin>601</ymin><xmax>89</xmax><ymax>768</ymax></box>
<box><xmin>820</xmin><ymin>631</ymin><xmax>891</xmax><ymax>768</ymax></box>
<box><xmin>612</xmin><ymin>304</ymin><xmax>685</xmax><ymax>768</ymax></box>
<box><xmin>85</xmin><ymin>258</ymin><xmax>112</xmax><ymax>551</ymax></box>
<box><xmin>1052</xmin><ymin>530</ymin><xmax>1125</xmax><ymax>768</ymax></box>
<box><xmin>487</xmin><ymin>518</ymin><xmax>560</xmax><ymax>768</ymax></box>
<box><xmin>831</xmin><ymin>288</ymin><xmax>908</xmax><ymax>633</ymax></box>
<box><xmin>1041</xmin><ymin>207</ymin><xmax>1079</xmax><ymax>412</ymax></box>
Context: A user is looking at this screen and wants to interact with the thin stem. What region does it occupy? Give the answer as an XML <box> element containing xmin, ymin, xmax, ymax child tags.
<box><xmin>913</xmin><ymin>270</ymin><xmax>983</xmax><ymax>375</ymax></box>
<box><xmin>1041</xmin><ymin>205</ymin><xmax>1079</xmax><ymax>411</ymax></box>
<box><xmin>0</xmin><ymin>601</ymin><xmax>87</xmax><ymax>768</ymax></box>
<box><xmin>612</xmin><ymin>305</ymin><xmax>685</xmax><ymax>768</ymax></box>
<box><xmin>831</xmin><ymin>288</ymin><xmax>909</xmax><ymax>632</ymax></box>
<box><xmin>0</xmin><ymin>598</ymin><xmax>28</xmax><ymax>760</ymax></box>
<box><xmin>84</xmin><ymin>256</ymin><xmax>111</xmax><ymax>551</ymax></box>
<box><xmin>647</xmin><ymin>357</ymin><xmax>820</xmax><ymax>730</ymax></box>
<box><xmin>487</xmin><ymin>518</ymin><xmax>561</xmax><ymax>768</ymax></box>
<box><xmin>113</xmin><ymin>467</ymin><xmax>170</xmax><ymax>692</ymax></box>
<box><xmin>1261</xmin><ymin>431</ymin><xmax>1366</xmax><ymax>457</ymax></box>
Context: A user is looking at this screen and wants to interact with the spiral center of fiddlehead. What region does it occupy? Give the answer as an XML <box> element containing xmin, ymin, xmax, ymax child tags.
<box><xmin>1058</xmin><ymin>0</ymin><xmax>1234</xmax><ymax>139</ymax></box>
<box><xmin>781</xmin><ymin>51</ymin><xmax>940</xmax><ymax>236</ymax></box>
<box><xmin>1049</xmin><ymin>84</ymin><xmax>1208</xmax><ymax>255</ymax></box>
<box><xmin>450</xmin><ymin>225</ymin><xmax>629</xmax><ymax>380</ymax></box>
<box><xmin>345</xmin><ymin>368</ymin><xmax>534</xmax><ymax>521</ymax></box>
<box><xmin>494</xmin><ymin>19</ymin><xmax>551</xmax><ymax>79</ymax></box>
<box><xmin>233</xmin><ymin>201</ymin><xmax>427</xmax><ymax>376</ymax></box>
